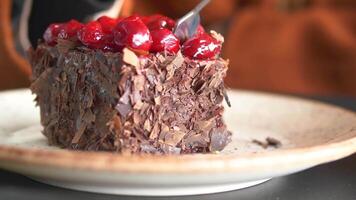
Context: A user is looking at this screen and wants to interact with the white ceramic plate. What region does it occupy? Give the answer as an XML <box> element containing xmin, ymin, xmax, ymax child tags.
<box><xmin>0</xmin><ymin>89</ymin><xmax>355</xmax><ymax>196</ymax></box>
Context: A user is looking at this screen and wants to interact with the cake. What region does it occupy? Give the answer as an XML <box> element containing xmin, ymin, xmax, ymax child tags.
<box><xmin>29</xmin><ymin>15</ymin><xmax>231</xmax><ymax>154</ymax></box>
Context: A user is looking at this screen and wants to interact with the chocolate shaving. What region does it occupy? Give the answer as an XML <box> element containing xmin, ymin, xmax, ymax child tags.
<box><xmin>123</xmin><ymin>48</ymin><xmax>139</xmax><ymax>67</ymax></box>
<box><xmin>116</xmin><ymin>103</ymin><xmax>131</xmax><ymax>117</ymax></box>
<box><xmin>140</xmin><ymin>143</ymin><xmax>158</xmax><ymax>153</ymax></box>
<box><xmin>210</xmin><ymin>30</ymin><xmax>224</xmax><ymax>43</ymax></box>
<box><xmin>149</xmin><ymin>122</ymin><xmax>160</xmax><ymax>140</ymax></box>
<box><xmin>252</xmin><ymin>137</ymin><xmax>282</xmax><ymax>149</ymax></box>
<box><xmin>160</xmin><ymin>143</ymin><xmax>181</xmax><ymax>154</ymax></box>
<box><xmin>210</xmin><ymin>128</ymin><xmax>231</xmax><ymax>152</ymax></box>
<box><xmin>56</xmin><ymin>39</ymin><xmax>77</xmax><ymax>53</ymax></box>
<box><xmin>143</xmin><ymin>119</ymin><xmax>152</xmax><ymax>132</ymax></box>
<box><xmin>266</xmin><ymin>137</ymin><xmax>282</xmax><ymax>147</ymax></box>
<box><xmin>165</xmin><ymin>52</ymin><xmax>184</xmax><ymax>80</ymax></box>
<box><xmin>163</xmin><ymin>128</ymin><xmax>186</xmax><ymax>146</ymax></box>
<box><xmin>29</xmin><ymin>43</ymin><xmax>231</xmax><ymax>154</ymax></box>
<box><xmin>223</xmin><ymin>89</ymin><xmax>231</xmax><ymax>107</ymax></box>
<box><xmin>154</xmin><ymin>96</ymin><xmax>161</xmax><ymax>105</ymax></box>
<box><xmin>119</xmin><ymin>89</ymin><xmax>130</xmax><ymax>104</ymax></box>
<box><xmin>133</xmin><ymin>75</ymin><xmax>145</xmax><ymax>91</ymax></box>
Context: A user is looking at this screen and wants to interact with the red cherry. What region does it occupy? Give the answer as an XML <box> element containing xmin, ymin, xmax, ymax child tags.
<box><xmin>77</xmin><ymin>21</ymin><xmax>105</xmax><ymax>49</ymax></box>
<box><xmin>113</xmin><ymin>16</ymin><xmax>152</xmax><ymax>53</ymax></box>
<box><xmin>150</xmin><ymin>29</ymin><xmax>180</xmax><ymax>53</ymax></box>
<box><xmin>142</xmin><ymin>14</ymin><xmax>175</xmax><ymax>30</ymax></box>
<box><xmin>97</xmin><ymin>16</ymin><xmax>120</xmax><ymax>34</ymax></box>
<box><xmin>58</xmin><ymin>20</ymin><xmax>83</xmax><ymax>41</ymax></box>
<box><xmin>101</xmin><ymin>34</ymin><xmax>122</xmax><ymax>52</ymax></box>
<box><xmin>182</xmin><ymin>33</ymin><xmax>221</xmax><ymax>59</ymax></box>
<box><xmin>97</xmin><ymin>16</ymin><xmax>124</xmax><ymax>52</ymax></box>
<box><xmin>43</xmin><ymin>23</ymin><xmax>64</xmax><ymax>45</ymax></box>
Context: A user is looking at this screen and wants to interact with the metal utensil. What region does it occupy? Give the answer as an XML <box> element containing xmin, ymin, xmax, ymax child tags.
<box><xmin>174</xmin><ymin>0</ymin><xmax>211</xmax><ymax>41</ymax></box>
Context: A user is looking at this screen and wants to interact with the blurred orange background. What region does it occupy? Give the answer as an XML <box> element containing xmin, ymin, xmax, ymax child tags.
<box><xmin>1</xmin><ymin>0</ymin><xmax>355</xmax><ymax>96</ymax></box>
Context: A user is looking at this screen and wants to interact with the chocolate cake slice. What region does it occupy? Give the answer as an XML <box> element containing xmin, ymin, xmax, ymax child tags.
<box><xmin>29</xmin><ymin>15</ymin><xmax>231</xmax><ymax>154</ymax></box>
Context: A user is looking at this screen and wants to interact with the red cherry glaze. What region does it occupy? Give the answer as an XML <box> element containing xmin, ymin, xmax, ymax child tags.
<box><xmin>97</xmin><ymin>16</ymin><xmax>120</xmax><ymax>34</ymax></box>
<box><xmin>113</xmin><ymin>16</ymin><xmax>152</xmax><ymax>53</ymax></box>
<box><xmin>58</xmin><ymin>20</ymin><xmax>83</xmax><ymax>41</ymax></box>
<box><xmin>43</xmin><ymin>23</ymin><xmax>64</xmax><ymax>45</ymax></box>
<box><xmin>77</xmin><ymin>21</ymin><xmax>105</xmax><ymax>49</ymax></box>
<box><xmin>150</xmin><ymin>29</ymin><xmax>180</xmax><ymax>53</ymax></box>
<box><xmin>182</xmin><ymin>33</ymin><xmax>221</xmax><ymax>59</ymax></box>
<box><xmin>101</xmin><ymin>35</ymin><xmax>121</xmax><ymax>52</ymax></box>
<box><xmin>142</xmin><ymin>14</ymin><xmax>175</xmax><ymax>30</ymax></box>
<box><xmin>42</xmin><ymin>15</ymin><xmax>221</xmax><ymax>56</ymax></box>
<box><xmin>97</xmin><ymin>16</ymin><xmax>124</xmax><ymax>52</ymax></box>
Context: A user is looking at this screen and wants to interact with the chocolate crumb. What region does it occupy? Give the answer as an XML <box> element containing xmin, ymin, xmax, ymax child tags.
<box><xmin>266</xmin><ymin>137</ymin><xmax>282</xmax><ymax>147</ymax></box>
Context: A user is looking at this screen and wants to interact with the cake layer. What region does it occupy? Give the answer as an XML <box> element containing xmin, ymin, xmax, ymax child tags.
<box><xmin>30</xmin><ymin>43</ymin><xmax>231</xmax><ymax>154</ymax></box>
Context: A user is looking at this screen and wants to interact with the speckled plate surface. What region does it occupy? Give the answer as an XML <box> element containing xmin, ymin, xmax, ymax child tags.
<box><xmin>0</xmin><ymin>89</ymin><xmax>355</xmax><ymax>196</ymax></box>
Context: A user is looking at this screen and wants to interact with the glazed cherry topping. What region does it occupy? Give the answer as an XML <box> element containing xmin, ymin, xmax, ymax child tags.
<box><xmin>58</xmin><ymin>20</ymin><xmax>83</xmax><ymax>41</ymax></box>
<box><xmin>43</xmin><ymin>15</ymin><xmax>223</xmax><ymax>57</ymax></box>
<box><xmin>97</xmin><ymin>16</ymin><xmax>120</xmax><ymax>34</ymax></box>
<box><xmin>97</xmin><ymin>16</ymin><xmax>122</xmax><ymax>51</ymax></box>
<box><xmin>43</xmin><ymin>23</ymin><xmax>64</xmax><ymax>45</ymax></box>
<box><xmin>142</xmin><ymin>14</ymin><xmax>175</xmax><ymax>30</ymax></box>
<box><xmin>182</xmin><ymin>33</ymin><xmax>221</xmax><ymax>59</ymax></box>
<box><xmin>77</xmin><ymin>21</ymin><xmax>105</xmax><ymax>49</ymax></box>
<box><xmin>113</xmin><ymin>16</ymin><xmax>152</xmax><ymax>53</ymax></box>
<box><xmin>150</xmin><ymin>29</ymin><xmax>180</xmax><ymax>53</ymax></box>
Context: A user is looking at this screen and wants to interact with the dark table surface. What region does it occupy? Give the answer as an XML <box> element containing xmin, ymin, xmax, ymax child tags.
<box><xmin>0</xmin><ymin>96</ymin><xmax>355</xmax><ymax>200</ymax></box>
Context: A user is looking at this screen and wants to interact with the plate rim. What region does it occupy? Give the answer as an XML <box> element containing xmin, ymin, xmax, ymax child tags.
<box><xmin>0</xmin><ymin>88</ymin><xmax>355</xmax><ymax>174</ymax></box>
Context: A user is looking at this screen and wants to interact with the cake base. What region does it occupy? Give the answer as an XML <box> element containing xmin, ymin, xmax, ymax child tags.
<box><xmin>30</xmin><ymin>177</ymin><xmax>270</xmax><ymax>196</ymax></box>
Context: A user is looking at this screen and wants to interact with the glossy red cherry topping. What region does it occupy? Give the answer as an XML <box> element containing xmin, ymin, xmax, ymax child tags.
<box><xmin>150</xmin><ymin>29</ymin><xmax>180</xmax><ymax>53</ymax></box>
<box><xmin>97</xmin><ymin>16</ymin><xmax>120</xmax><ymax>34</ymax></box>
<box><xmin>142</xmin><ymin>14</ymin><xmax>175</xmax><ymax>30</ymax></box>
<box><xmin>182</xmin><ymin>33</ymin><xmax>221</xmax><ymax>59</ymax></box>
<box><xmin>113</xmin><ymin>16</ymin><xmax>152</xmax><ymax>53</ymax></box>
<box><xmin>42</xmin><ymin>15</ymin><xmax>223</xmax><ymax>58</ymax></box>
<box><xmin>58</xmin><ymin>20</ymin><xmax>83</xmax><ymax>41</ymax></box>
<box><xmin>43</xmin><ymin>23</ymin><xmax>64</xmax><ymax>45</ymax></box>
<box><xmin>77</xmin><ymin>21</ymin><xmax>105</xmax><ymax>49</ymax></box>
<box><xmin>97</xmin><ymin>16</ymin><xmax>122</xmax><ymax>51</ymax></box>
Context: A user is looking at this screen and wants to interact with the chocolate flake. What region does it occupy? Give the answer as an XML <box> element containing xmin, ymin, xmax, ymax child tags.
<box><xmin>56</xmin><ymin>39</ymin><xmax>77</xmax><ymax>53</ymax></box>
<box><xmin>116</xmin><ymin>103</ymin><xmax>132</xmax><ymax>117</ymax></box>
<box><xmin>165</xmin><ymin>52</ymin><xmax>184</xmax><ymax>80</ymax></box>
<box><xmin>164</xmin><ymin>128</ymin><xmax>186</xmax><ymax>146</ymax></box>
<box><xmin>123</xmin><ymin>48</ymin><xmax>139</xmax><ymax>67</ymax></box>
<box><xmin>266</xmin><ymin>137</ymin><xmax>282</xmax><ymax>148</ymax></box>
<box><xmin>29</xmin><ymin>43</ymin><xmax>231</xmax><ymax>154</ymax></box>
<box><xmin>160</xmin><ymin>143</ymin><xmax>181</xmax><ymax>154</ymax></box>
<box><xmin>252</xmin><ymin>137</ymin><xmax>282</xmax><ymax>149</ymax></box>
<box><xmin>210</xmin><ymin>128</ymin><xmax>231</xmax><ymax>152</ymax></box>
<box><xmin>149</xmin><ymin>122</ymin><xmax>160</xmax><ymax>140</ymax></box>
<box><xmin>133</xmin><ymin>75</ymin><xmax>145</xmax><ymax>91</ymax></box>
<box><xmin>154</xmin><ymin>96</ymin><xmax>161</xmax><ymax>105</ymax></box>
<box><xmin>210</xmin><ymin>30</ymin><xmax>224</xmax><ymax>43</ymax></box>
<box><xmin>223</xmin><ymin>89</ymin><xmax>231</xmax><ymax>107</ymax></box>
<box><xmin>143</xmin><ymin>119</ymin><xmax>152</xmax><ymax>132</ymax></box>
